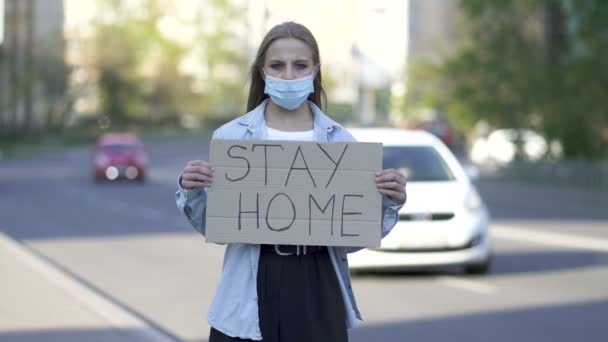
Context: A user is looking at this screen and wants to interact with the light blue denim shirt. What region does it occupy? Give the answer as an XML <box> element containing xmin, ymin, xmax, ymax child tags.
<box><xmin>175</xmin><ymin>99</ymin><xmax>403</xmax><ymax>340</ymax></box>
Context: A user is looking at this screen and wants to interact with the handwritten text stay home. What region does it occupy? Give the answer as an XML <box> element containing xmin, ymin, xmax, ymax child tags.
<box><xmin>205</xmin><ymin>140</ymin><xmax>382</xmax><ymax>247</ymax></box>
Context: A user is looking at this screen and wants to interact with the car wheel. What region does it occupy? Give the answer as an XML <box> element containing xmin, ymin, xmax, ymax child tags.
<box><xmin>464</xmin><ymin>256</ymin><xmax>492</xmax><ymax>275</ymax></box>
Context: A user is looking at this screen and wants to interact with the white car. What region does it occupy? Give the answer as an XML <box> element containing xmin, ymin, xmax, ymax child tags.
<box><xmin>347</xmin><ymin>128</ymin><xmax>492</xmax><ymax>274</ymax></box>
<box><xmin>470</xmin><ymin>128</ymin><xmax>561</xmax><ymax>166</ymax></box>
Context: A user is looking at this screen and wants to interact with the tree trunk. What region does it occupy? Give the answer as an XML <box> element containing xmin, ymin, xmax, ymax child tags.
<box><xmin>23</xmin><ymin>0</ymin><xmax>34</xmax><ymax>133</ymax></box>
<box><xmin>544</xmin><ymin>0</ymin><xmax>567</xmax><ymax>65</ymax></box>
<box><xmin>8</xmin><ymin>0</ymin><xmax>19</xmax><ymax>138</ymax></box>
<box><xmin>0</xmin><ymin>15</ymin><xmax>5</xmax><ymax>133</ymax></box>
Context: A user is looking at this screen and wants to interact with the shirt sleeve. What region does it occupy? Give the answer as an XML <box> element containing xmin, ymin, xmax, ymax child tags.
<box><xmin>380</xmin><ymin>194</ymin><xmax>404</xmax><ymax>239</ymax></box>
<box><xmin>175</xmin><ymin>128</ymin><xmax>224</xmax><ymax>236</ymax></box>
<box><xmin>176</xmin><ymin>187</ymin><xmax>208</xmax><ymax>236</ymax></box>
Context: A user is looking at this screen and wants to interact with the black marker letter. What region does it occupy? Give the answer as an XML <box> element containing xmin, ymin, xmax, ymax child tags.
<box><xmin>308</xmin><ymin>194</ymin><xmax>336</xmax><ymax>236</ymax></box>
<box><xmin>225</xmin><ymin>145</ymin><xmax>250</xmax><ymax>182</ymax></box>
<box><xmin>238</xmin><ymin>192</ymin><xmax>259</xmax><ymax>231</ymax></box>
<box><xmin>252</xmin><ymin>144</ymin><xmax>284</xmax><ymax>185</ymax></box>
<box><xmin>265</xmin><ymin>193</ymin><xmax>296</xmax><ymax>232</ymax></box>
<box><xmin>341</xmin><ymin>194</ymin><xmax>363</xmax><ymax>237</ymax></box>
<box><xmin>285</xmin><ymin>145</ymin><xmax>317</xmax><ymax>187</ymax></box>
<box><xmin>316</xmin><ymin>144</ymin><xmax>348</xmax><ymax>188</ymax></box>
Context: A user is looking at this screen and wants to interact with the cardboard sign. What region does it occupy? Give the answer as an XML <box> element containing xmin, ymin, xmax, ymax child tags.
<box><xmin>205</xmin><ymin>140</ymin><xmax>382</xmax><ymax>247</ymax></box>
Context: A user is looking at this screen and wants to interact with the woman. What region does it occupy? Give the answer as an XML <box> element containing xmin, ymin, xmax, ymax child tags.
<box><xmin>176</xmin><ymin>22</ymin><xmax>407</xmax><ymax>342</ymax></box>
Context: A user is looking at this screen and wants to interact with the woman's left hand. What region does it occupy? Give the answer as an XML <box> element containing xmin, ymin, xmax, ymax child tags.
<box><xmin>375</xmin><ymin>169</ymin><xmax>407</xmax><ymax>205</ymax></box>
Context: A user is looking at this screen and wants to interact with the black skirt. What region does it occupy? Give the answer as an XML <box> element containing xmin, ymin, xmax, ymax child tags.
<box><xmin>209</xmin><ymin>245</ymin><xmax>348</xmax><ymax>342</ymax></box>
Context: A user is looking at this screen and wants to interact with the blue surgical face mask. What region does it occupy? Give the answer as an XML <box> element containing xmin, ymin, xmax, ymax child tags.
<box><xmin>263</xmin><ymin>71</ymin><xmax>315</xmax><ymax>110</ymax></box>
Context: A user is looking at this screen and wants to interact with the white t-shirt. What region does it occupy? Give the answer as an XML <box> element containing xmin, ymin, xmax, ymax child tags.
<box><xmin>266</xmin><ymin>126</ymin><xmax>314</xmax><ymax>141</ymax></box>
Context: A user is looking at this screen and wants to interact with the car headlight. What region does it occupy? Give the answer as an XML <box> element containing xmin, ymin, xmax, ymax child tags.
<box><xmin>465</xmin><ymin>188</ymin><xmax>483</xmax><ymax>212</ymax></box>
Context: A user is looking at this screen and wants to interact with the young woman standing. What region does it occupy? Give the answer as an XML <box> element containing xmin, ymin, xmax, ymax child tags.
<box><xmin>176</xmin><ymin>22</ymin><xmax>407</xmax><ymax>342</ymax></box>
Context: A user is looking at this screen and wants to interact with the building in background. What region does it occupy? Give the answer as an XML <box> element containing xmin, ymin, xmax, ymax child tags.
<box><xmin>353</xmin><ymin>0</ymin><xmax>409</xmax><ymax>126</ymax></box>
<box><xmin>0</xmin><ymin>0</ymin><xmax>65</xmax><ymax>136</ymax></box>
<box><xmin>402</xmin><ymin>0</ymin><xmax>462</xmax><ymax>148</ymax></box>
<box><xmin>3</xmin><ymin>0</ymin><xmax>460</xmax><ymax>132</ymax></box>
<box><xmin>248</xmin><ymin>0</ymin><xmax>461</xmax><ymax>127</ymax></box>
<box><xmin>405</xmin><ymin>0</ymin><xmax>461</xmax><ymax>122</ymax></box>
<box><xmin>248</xmin><ymin>0</ymin><xmax>409</xmax><ymax>126</ymax></box>
<box><xmin>407</xmin><ymin>0</ymin><xmax>460</xmax><ymax>65</ymax></box>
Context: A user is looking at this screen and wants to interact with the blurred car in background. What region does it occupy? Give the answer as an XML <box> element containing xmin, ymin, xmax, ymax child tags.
<box><xmin>470</xmin><ymin>128</ymin><xmax>562</xmax><ymax>166</ymax></box>
<box><xmin>347</xmin><ymin>128</ymin><xmax>492</xmax><ymax>275</ymax></box>
<box><xmin>410</xmin><ymin>119</ymin><xmax>457</xmax><ymax>150</ymax></box>
<box><xmin>92</xmin><ymin>133</ymin><xmax>148</xmax><ymax>182</ymax></box>
<box><xmin>406</xmin><ymin>108</ymin><xmax>463</xmax><ymax>153</ymax></box>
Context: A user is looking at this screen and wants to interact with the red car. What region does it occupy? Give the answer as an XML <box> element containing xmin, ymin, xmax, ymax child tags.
<box><xmin>92</xmin><ymin>133</ymin><xmax>148</xmax><ymax>182</ymax></box>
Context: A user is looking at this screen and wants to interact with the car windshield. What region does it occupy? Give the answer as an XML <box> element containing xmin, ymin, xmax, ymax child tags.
<box><xmin>383</xmin><ymin>146</ymin><xmax>456</xmax><ymax>182</ymax></box>
<box><xmin>101</xmin><ymin>143</ymin><xmax>137</xmax><ymax>154</ymax></box>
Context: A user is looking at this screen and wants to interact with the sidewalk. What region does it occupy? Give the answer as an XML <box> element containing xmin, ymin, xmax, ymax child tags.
<box><xmin>0</xmin><ymin>233</ymin><xmax>179</xmax><ymax>342</ymax></box>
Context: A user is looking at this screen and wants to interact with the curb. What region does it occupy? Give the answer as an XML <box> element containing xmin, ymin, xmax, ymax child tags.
<box><xmin>0</xmin><ymin>232</ymin><xmax>183</xmax><ymax>342</ymax></box>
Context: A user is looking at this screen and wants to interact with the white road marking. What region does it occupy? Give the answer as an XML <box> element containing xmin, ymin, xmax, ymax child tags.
<box><xmin>437</xmin><ymin>276</ymin><xmax>498</xmax><ymax>295</ymax></box>
<box><xmin>492</xmin><ymin>224</ymin><xmax>608</xmax><ymax>252</ymax></box>
<box><xmin>0</xmin><ymin>232</ymin><xmax>177</xmax><ymax>342</ymax></box>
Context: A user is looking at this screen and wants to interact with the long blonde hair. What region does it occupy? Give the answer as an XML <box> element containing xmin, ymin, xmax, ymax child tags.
<box><xmin>246</xmin><ymin>22</ymin><xmax>327</xmax><ymax>112</ymax></box>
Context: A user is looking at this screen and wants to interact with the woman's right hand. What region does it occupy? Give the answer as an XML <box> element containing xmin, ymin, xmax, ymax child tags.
<box><xmin>180</xmin><ymin>160</ymin><xmax>214</xmax><ymax>190</ymax></box>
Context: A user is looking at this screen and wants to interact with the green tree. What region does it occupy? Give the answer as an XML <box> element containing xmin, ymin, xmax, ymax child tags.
<box><xmin>540</xmin><ymin>0</ymin><xmax>608</xmax><ymax>158</ymax></box>
<box><xmin>92</xmin><ymin>0</ymin><xmax>249</xmax><ymax>129</ymax></box>
<box><xmin>408</xmin><ymin>0</ymin><xmax>608</xmax><ymax>159</ymax></box>
<box><xmin>93</xmin><ymin>0</ymin><xmax>192</xmax><ymax>128</ymax></box>
<box><xmin>191</xmin><ymin>0</ymin><xmax>250</xmax><ymax>121</ymax></box>
<box><xmin>36</xmin><ymin>40</ymin><xmax>68</xmax><ymax>132</ymax></box>
<box><xmin>94</xmin><ymin>1</ymin><xmax>146</xmax><ymax>127</ymax></box>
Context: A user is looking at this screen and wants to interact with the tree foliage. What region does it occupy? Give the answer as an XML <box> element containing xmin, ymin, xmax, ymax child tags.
<box><xmin>93</xmin><ymin>0</ymin><xmax>249</xmax><ymax>129</ymax></box>
<box><xmin>407</xmin><ymin>0</ymin><xmax>608</xmax><ymax>159</ymax></box>
<box><xmin>190</xmin><ymin>0</ymin><xmax>249</xmax><ymax>119</ymax></box>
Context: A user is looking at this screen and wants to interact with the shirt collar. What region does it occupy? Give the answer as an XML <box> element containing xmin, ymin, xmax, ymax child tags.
<box><xmin>237</xmin><ymin>99</ymin><xmax>339</xmax><ymax>138</ymax></box>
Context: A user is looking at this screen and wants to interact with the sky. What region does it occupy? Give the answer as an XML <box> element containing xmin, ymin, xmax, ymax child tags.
<box><xmin>255</xmin><ymin>0</ymin><xmax>409</xmax><ymax>76</ymax></box>
<box><xmin>63</xmin><ymin>0</ymin><xmax>408</xmax><ymax>73</ymax></box>
<box><xmin>61</xmin><ymin>0</ymin><xmax>410</xmax><ymax>103</ymax></box>
<box><xmin>64</xmin><ymin>0</ymin><xmax>95</xmax><ymax>29</ymax></box>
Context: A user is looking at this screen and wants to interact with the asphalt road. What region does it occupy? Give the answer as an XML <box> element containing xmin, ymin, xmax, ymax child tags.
<box><xmin>1</xmin><ymin>131</ymin><xmax>607</xmax><ymax>342</ymax></box>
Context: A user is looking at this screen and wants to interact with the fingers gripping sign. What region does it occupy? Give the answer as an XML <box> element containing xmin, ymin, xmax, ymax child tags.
<box><xmin>181</xmin><ymin>160</ymin><xmax>215</xmax><ymax>190</ymax></box>
<box><xmin>375</xmin><ymin>168</ymin><xmax>407</xmax><ymax>205</ymax></box>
